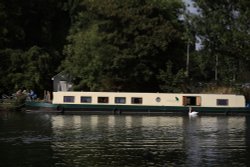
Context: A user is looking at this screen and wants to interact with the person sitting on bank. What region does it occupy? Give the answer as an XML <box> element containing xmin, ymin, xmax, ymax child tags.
<box><xmin>16</xmin><ymin>89</ymin><xmax>22</xmax><ymax>96</ymax></box>
<box><xmin>29</xmin><ymin>90</ymin><xmax>37</xmax><ymax>100</ymax></box>
<box><xmin>22</xmin><ymin>87</ymin><xmax>28</xmax><ymax>95</ymax></box>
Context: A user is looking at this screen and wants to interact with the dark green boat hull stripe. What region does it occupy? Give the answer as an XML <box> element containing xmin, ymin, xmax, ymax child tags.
<box><xmin>25</xmin><ymin>101</ymin><xmax>250</xmax><ymax>113</ymax></box>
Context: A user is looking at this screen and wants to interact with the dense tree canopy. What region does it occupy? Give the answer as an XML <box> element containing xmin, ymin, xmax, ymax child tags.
<box><xmin>191</xmin><ymin>0</ymin><xmax>250</xmax><ymax>83</ymax></box>
<box><xmin>62</xmin><ymin>0</ymin><xmax>187</xmax><ymax>92</ymax></box>
<box><xmin>0</xmin><ymin>0</ymin><xmax>70</xmax><ymax>95</ymax></box>
<box><xmin>1</xmin><ymin>0</ymin><xmax>250</xmax><ymax>97</ymax></box>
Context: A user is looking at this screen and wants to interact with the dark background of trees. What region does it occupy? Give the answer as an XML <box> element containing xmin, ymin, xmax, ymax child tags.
<box><xmin>0</xmin><ymin>0</ymin><xmax>250</xmax><ymax>97</ymax></box>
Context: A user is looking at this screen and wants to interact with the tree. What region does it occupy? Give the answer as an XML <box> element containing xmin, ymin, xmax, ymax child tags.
<box><xmin>157</xmin><ymin>61</ymin><xmax>186</xmax><ymax>92</ymax></box>
<box><xmin>0</xmin><ymin>0</ymin><xmax>70</xmax><ymax>95</ymax></box>
<box><xmin>62</xmin><ymin>0</ymin><xmax>187</xmax><ymax>92</ymax></box>
<box><xmin>192</xmin><ymin>0</ymin><xmax>250</xmax><ymax>84</ymax></box>
<box><xmin>0</xmin><ymin>47</ymin><xmax>54</xmax><ymax>95</ymax></box>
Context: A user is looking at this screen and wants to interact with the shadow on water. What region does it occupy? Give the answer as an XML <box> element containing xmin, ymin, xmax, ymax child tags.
<box><xmin>0</xmin><ymin>112</ymin><xmax>250</xmax><ymax>166</ymax></box>
<box><xmin>0</xmin><ymin>112</ymin><xmax>54</xmax><ymax>167</ymax></box>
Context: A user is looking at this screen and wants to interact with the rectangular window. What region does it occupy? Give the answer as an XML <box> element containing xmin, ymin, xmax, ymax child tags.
<box><xmin>98</xmin><ymin>97</ymin><xmax>109</xmax><ymax>103</ymax></box>
<box><xmin>131</xmin><ymin>97</ymin><xmax>143</xmax><ymax>104</ymax></box>
<box><xmin>217</xmin><ymin>99</ymin><xmax>228</xmax><ymax>106</ymax></box>
<box><xmin>63</xmin><ymin>96</ymin><xmax>75</xmax><ymax>103</ymax></box>
<box><xmin>81</xmin><ymin>96</ymin><xmax>92</xmax><ymax>103</ymax></box>
<box><xmin>115</xmin><ymin>97</ymin><xmax>126</xmax><ymax>104</ymax></box>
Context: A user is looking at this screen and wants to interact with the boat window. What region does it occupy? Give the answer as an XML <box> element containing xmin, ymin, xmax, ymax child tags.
<box><xmin>115</xmin><ymin>97</ymin><xmax>126</xmax><ymax>104</ymax></box>
<box><xmin>98</xmin><ymin>97</ymin><xmax>109</xmax><ymax>103</ymax></box>
<box><xmin>63</xmin><ymin>96</ymin><xmax>75</xmax><ymax>103</ymax></box>
<box><xmin>155</xmin><ymin>97</ymin><xmax>161</xmax><ymax>102</ymax></box>
<box><xmin>81</xmin><ymin>96</ymin><xmax>92</xmax><ymax>103</ymax></box>
<box><xmin>131</xmin><ymin>97</ymin><xmax>143</xmax><ymax>104</ymax></box>
<box><xmin>217</xmin><ymin>99</ymin><xmax>228</xmax><ymax>106</ymax></box>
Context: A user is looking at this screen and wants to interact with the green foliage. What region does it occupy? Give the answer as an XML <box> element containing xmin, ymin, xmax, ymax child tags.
<box><xmin>0</xmin><ymin>47</ymin><xmax>54</xmax><ymax>95</ymax></box>
<box><xmin>157</xmin><ymin>61</ymin><xmax>186</xmax><ymax>92</ymax></box>
<box><xmin>61</xmin><ymin>0</ymin><xmax>187</xmax><ymax>92</ymax></box>
<box><xmin>2</xmin><ymin>0</ymin><xmax>250</xmax><ymax>95</ymax></box>
<box><xmin>0</xmin><ymin>0</ymin><xmax>70</xmax><ymax>96</ymax></box>
<box><xmin>192</xmin><ymin>0</ymin><xmax>250</xmax><ymax>83</ymax></box>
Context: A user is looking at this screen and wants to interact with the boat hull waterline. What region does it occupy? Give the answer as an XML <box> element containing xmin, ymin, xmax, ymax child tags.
<box><xmin>25</xmin><ymin>101</ymin><xmax>250</xmax><ymax>115</ymax></box>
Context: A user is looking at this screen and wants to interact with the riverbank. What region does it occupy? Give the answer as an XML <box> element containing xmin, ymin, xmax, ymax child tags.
<box><xmin>192</xmin><ymin>84</ymin><xmax>250</xmax><ymax>103</ymax></box>
<box><xmin>0</xmin><ymin>95</ymin><xmax>26</xmax><ymax>112</ymax></box>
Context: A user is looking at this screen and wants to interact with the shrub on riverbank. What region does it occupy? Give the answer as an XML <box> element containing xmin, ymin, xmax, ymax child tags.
<box><xmin>197</xmin><ymin>84</ymin><xmax>250</xmax><ymax>102</ymax></box>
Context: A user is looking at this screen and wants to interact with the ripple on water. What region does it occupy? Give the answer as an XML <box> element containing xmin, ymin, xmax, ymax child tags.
<box><xmin>0</xmin><ymin>114</ymin><xmax>249</xmax><ymax>167</ymax></box>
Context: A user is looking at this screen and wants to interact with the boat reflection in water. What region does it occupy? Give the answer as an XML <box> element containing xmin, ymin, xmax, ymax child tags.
<box><xmin>50</xmin><ymin>115</ymin><xmax>248</xmax><ymax>167</ymax></box>
<box><xmin>0</xmin><ymin>112</ymin><xmax>249</xmax><ymax>166</ymax></box>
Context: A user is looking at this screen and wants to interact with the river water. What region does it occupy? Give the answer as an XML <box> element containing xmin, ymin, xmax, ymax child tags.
<box><xmin>0</xmin><ymin>112</ymin><xmax>250</xmax><ymax>167</ymax></box>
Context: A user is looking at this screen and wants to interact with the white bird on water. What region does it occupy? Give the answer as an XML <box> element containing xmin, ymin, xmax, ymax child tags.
<box><xmin>189</xmin><ymin>107</ymin><xmax>198</xmax><ymax>116</ymax></box>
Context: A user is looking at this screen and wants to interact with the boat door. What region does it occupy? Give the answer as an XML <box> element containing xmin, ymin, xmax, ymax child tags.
<box><xmin>183</xmin><ymin>96</ymin><xmax>201</xmax><ymax>106</ymax></box>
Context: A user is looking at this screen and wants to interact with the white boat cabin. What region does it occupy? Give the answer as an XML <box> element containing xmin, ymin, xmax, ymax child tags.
<box><xmin>52</xmin><ymin>92</ymin><xmax>246</xmax><ymax>108</ymax></box>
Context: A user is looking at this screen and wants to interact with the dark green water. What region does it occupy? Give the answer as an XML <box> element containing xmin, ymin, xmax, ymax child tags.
<box><xmin>0</xmin><ymin>112</ymin><xmax>250</xmax><ymax>167</ymax></box>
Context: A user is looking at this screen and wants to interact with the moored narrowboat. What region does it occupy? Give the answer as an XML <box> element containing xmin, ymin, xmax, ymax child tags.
<box><xmin>25</xmin><ymin>91</ymin><xmax>250</xmax><ymax>114</ymax></box>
